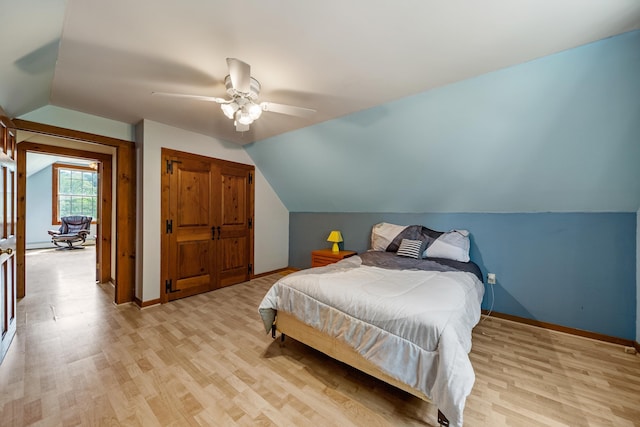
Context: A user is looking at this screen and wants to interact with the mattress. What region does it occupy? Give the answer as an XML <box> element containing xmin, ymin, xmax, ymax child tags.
<box><xmin>259</xmin><ymin>252</ymin><xmax>484</xmax><ymax>426</ymax></box>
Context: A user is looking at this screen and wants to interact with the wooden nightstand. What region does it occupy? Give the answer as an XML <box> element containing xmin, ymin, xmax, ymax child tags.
<box><xmin>311</xmin><ymin>249</ymin><xmax>357</xmax><ymax>267</ymax></box>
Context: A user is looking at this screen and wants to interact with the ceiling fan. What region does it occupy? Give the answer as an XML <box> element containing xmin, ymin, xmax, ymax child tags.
<box><xmin>153</xmin><ymin>58</ymin><xmax>316</xmax><ymax>132</ymax></box>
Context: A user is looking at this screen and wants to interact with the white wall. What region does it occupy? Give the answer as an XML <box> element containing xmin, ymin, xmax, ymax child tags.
<box><xmin>136</xmin><ymin>120</ymin><xmax>289</xmax><ymax>302</ymax></box>
<box><xmin>20</xmin><ymin>105</ymin><xmax>135</xmax><ymax>141</ymax></box>
<box><xmin>26</xmin><ymin>166</ymin><xmax>56</xmax><ymax>248</ymax></box>
<box><xmin>637</xmin><ymin>208</ymin><xmax>639</xmax><ymax>344</ymax></box>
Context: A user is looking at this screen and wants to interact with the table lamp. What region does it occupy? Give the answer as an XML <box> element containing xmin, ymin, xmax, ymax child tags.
<box><xmin>327</xmin><ymin>230</ymin><xmax>343</xmax><ymax>253</ymax></box>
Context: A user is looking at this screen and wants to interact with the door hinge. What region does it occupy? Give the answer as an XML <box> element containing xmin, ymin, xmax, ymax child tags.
<box><xmin>248</xmin><ymin>172</ymin><xmax>253</xmax><ymax>184</ymax></box>
<box><xmin>248</xmin><ymin>218</ymin><xmax>252</xmax><ymax>229</ymax></box>
<box><xmin>166</xmin><ymin>279</ymin><xmax>179</xmax><ymax>293</ymax></box>
<box><xmin>248</xmin><ymin>264</ymin><xmax>253</xmax><ymax>274</ymax></box>
<box><xmin>166</xmin><ymin>159</ymin><xmax>182</xmax><ymax>174</ymax></box>
<box><xmin>166</xmin><ymin>219</ymin><xmax>173</xmax><ymax>234</ymax></box>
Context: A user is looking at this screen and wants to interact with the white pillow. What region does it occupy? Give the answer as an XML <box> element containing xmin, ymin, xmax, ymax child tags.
<box><xmin>424</xmin><ymin>229</ymin><xmax>470</xmax><ymax>262</ymax></box>
<box><xmin>370</xmin><ymin>222</ymin><xmax>408</xmax><ymax>251</ymax></box>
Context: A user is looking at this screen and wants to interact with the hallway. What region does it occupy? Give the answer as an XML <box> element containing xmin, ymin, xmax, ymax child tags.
<box><xmin>22</xmin><ymin>246</ymin><xmax>111</xmax><ymax>325</ymax></box>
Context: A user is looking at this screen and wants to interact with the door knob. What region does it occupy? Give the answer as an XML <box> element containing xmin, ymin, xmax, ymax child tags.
<box><xmin>0</xmin><ymin>248</ymin><xmax>13</xmax><ymax>255</ymax></box>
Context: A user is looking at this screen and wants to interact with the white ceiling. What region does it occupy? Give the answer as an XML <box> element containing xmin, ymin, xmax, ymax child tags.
<box><xmin>2</xmin><ymin>0</ymin><xmax>640</xmax><ymax>145</ymax></box>
<box><xmin>26</xmin><ymin>152</ymin><xmax>92</xmax><ymax>178</ymax></box>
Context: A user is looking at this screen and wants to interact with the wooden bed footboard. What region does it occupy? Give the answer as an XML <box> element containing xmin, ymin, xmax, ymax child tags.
<box><xmin>275</xmin><ymin>312</ymin><xmax>452</xmax><ymax>425</ymax></box>
<box><xmin>275</xmin><ymin>310</ymin><xmax>431</xmax><ymax>402</ymax></box>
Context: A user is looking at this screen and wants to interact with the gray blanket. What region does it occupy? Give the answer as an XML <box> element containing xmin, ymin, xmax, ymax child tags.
<box><xmin>359</xmin><ymin>250</ymin><xmax>483</xmax><ymax>281</ymax></box>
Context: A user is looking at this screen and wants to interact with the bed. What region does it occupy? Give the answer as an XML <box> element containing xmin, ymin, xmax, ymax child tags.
<box><xmin>258</xmin><ymin>224</ymin><xmax>485</xmax><ymax>426</ymax></box>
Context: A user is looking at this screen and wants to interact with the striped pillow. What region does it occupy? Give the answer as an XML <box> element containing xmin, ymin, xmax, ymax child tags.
<box><xmin>396</xmin><ymin>239</ymin><xmax>426</xmax><ymax>259</ymax></box>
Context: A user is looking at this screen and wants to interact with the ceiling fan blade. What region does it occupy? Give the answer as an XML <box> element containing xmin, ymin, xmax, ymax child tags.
<box><xmin>226</xmin><ymin>58</ymin><xmax>251</xmax><ymax>93</ymax></box>
<box><xmin>152</xmin><ymin>91</ymin><xmax>227</xmax><ymax>103</ymax></box>
<box><xmin>235</xmin><ymin>122</ymin><xmax>250</xmax><ymax>132</ymax></box>
<box><xmin>260</xmin><ymin>102</ymin><xmax>316</xmax><ymax>118</ymax></box>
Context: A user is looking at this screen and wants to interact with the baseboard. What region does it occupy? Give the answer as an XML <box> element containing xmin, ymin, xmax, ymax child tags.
<box><xmin>134</xmin><ymin>296</ymin><xmax>161</xmax><ymax>309</ymax></box>
<box><xmin>25</xmin><ymin>239</ymin><xmax>96</xmax><ymax>251</ymax></box>
<box><xmin>132</xmin><ymin>269</ymin><xmax>296</xmax><ymax>308</ymax></box>
<box><xmin>252</xmin><ymin>267</ymin><xmax>299</xmax><ymax>279</ymax></box>
<box><xmin>26</xmin><ymin>242</ymin><xmax>56</xmax><ymax>250</ymax></box>
<box><xmin>482</xmin><ymin>310</ymin><xmax>635</xmax><ymax>348</ymax></box>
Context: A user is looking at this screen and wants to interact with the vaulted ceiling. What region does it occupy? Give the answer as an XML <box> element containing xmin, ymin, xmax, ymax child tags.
<box><xmin>2</xmin><ymin>0</ymin><xmax>639</xmax><ymax>145</ymax></box>
<box><xmin>2</xmin><ymin>1</ymin><xmax>640</xmax><ymax>213</ymax></box>
<box><xmin>246</xmin><ymin>30</ymin><xmax>640</xmax><ymax>213</ymax></box>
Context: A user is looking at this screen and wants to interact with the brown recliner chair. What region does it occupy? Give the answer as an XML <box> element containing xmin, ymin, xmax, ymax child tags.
<box><xmin>48</xmin><ymin>216</ymin><xmax>92</xmax><ymax>249</ymax></box>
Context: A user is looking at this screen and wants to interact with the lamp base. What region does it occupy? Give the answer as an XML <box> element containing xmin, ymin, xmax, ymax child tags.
<box><xmin>331</xmin><ymin>243</ymin><xmax>340</xmax><ymax>253</ymax></box>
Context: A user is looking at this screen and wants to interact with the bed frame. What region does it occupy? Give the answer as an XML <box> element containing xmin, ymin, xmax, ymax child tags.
<box><xmin>275</xmin><ymin>311</ymin><xmax>450</xmax><ymax>426</ymax></box>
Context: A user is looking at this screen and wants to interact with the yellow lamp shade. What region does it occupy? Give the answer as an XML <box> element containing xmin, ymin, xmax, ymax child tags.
<box><xmin>327</xmin><ymin>230</ymin><xmax>343</xmax><ymax>253</ymax></box>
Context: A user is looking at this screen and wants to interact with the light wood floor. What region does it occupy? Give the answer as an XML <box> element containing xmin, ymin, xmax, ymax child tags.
<box><xmin>1</xmin><ymin>248</ymin><xmax>639</xmax><ymax>426</ymax></box>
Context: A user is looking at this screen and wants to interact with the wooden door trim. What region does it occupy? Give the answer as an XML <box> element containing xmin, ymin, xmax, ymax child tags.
<box><xmin>17</xmin><ymin>142</ymin><xmax>112</xmax><ymax>285</ymax></box>
<box><xmin>13</xmin><ymin>119</ymin><xmax>130</xmax><ymax>148</ymax></box>
<box><xmin>161</xmin><ymin>147</ymin><xmax>256</xmax><ymax>171</ymax></box>
<box><xmin>160</xmin><ymin>151</ymin><xmax>170</xmax><ymax>304</ymax></box>
<box><xmin>14</xmin><ymin>119</ymin><xmax>136</xmax><ymax>304</ymax></box>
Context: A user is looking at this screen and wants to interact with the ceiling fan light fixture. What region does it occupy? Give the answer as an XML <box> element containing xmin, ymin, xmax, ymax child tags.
<box><xmin>236</xmin><ymin>109</ymin><xmax>254</xmax><ymax>125</ymax></box>
<box><xmin>221</xmin><ymin>101</ymin><xmax>239</xmax><ymax>119</ymax></box>
<box><xmin>247</xmin><ymin>102</ymin><xmax>262</xmax><ymax>120</ymax></box>
<box><xmin>156</xmin><ymin>59</ymin><xmax>315</xmax><ymax>133</ymax></box>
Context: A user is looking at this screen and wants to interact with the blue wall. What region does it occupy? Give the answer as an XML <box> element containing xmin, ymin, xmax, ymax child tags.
<box><xmin>247</xmin><ymin>31</ymin><xmax>640</xmax><ymax>341</ymax></box>
<box><xmin>290</xmin><ymin>212</ymin><xmax>636</xmax><ymax>340</ymax></box>
<box><xmin>247</xmin><ymin>31</ymin><xmax>640</xmax><ymax>214</ymax></box>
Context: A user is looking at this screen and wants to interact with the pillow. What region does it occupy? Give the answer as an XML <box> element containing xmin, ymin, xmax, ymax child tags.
<box><xmin>424</xmin><ymin>229</ymin><xmax>470</xmax><ymax>262</ymax></box>
<box><xmin>370</xmin><ymin>222</ymin><xmax>408</xmax><ymax>251</ymax></box>
<box><xmin>387</xmin><ymin>225</ymin><xmax>438</xmax><ymax>253</ymax></box>
<box><xmin>396</xmin><ymin>239</ymin><xmax>427</xmax><ymax>259</ymax></box>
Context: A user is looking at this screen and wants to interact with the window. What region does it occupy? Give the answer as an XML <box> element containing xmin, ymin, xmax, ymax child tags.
<box><xmin>52</xmin><ymin>163</ymin><xmax>98</xmax><ymax>224</ymax></box>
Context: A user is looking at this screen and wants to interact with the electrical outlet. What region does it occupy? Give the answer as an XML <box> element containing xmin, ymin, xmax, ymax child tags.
<box><xmin>487</xmin><ymin>273</ymin><xmax>496</xmax><ymax>285</ymax></box>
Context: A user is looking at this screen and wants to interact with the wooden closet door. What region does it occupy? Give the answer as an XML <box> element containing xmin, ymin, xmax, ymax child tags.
<box><xmin>216</xmin><ymin>165</ymin><xmax>253</xmax><ymax>287</ymax></box>
<box><xmin>164</xmin><ymin>154</ymin><xmax>218</xmax><ymax>302</ymax></box>
<box><xmin>161</xmin><ymin>148</ymin><xmax>254</xmax><ymax>302</ymax></box>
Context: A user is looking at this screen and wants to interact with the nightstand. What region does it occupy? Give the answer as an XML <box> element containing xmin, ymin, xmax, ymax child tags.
<box><xmin>311</xmin><ymin>249</ymin><xmax>357</xmax><ymax>267</ymax></box>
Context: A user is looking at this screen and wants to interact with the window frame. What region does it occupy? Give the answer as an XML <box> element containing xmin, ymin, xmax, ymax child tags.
<box><xmin>51</xmin><ymin>162</ymin><xmax>99</xmax><ymax>225</ymax></box>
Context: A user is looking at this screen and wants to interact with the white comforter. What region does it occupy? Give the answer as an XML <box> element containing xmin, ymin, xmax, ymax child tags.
<box><xmin>259</xmin><ymin>255</ymin><xmax>484</xmax><ymax>426</ymax></box>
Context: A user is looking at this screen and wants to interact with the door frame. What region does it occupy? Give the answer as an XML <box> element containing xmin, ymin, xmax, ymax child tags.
<box><xmin>14</xmin><ymin>119</ymin><xmax>136</xmax><ymax>304</ymax></box>
<box><xmin>18</xmin><ymin>142</ymin><xmax>112</xmax><ymax>283</ymax></box>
